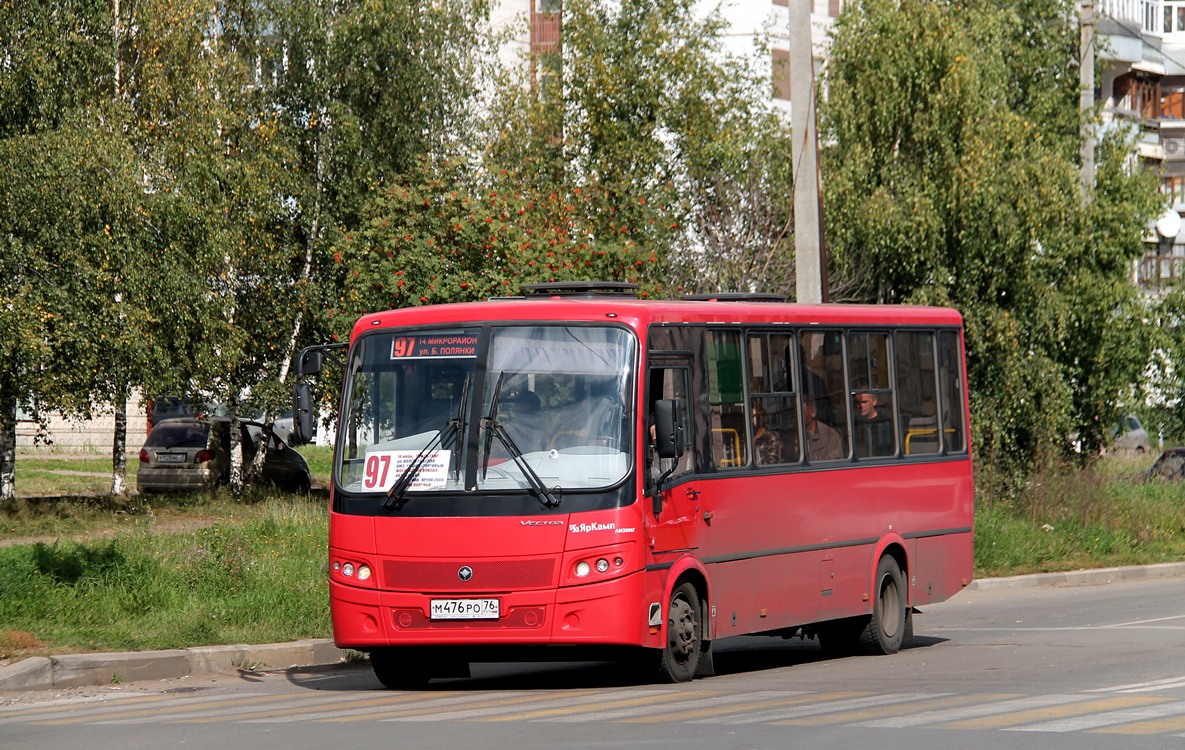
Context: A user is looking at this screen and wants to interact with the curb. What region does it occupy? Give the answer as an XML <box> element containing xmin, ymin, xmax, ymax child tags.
<box><xmin>0</xmin><ymin>638</ymin><xmax>347</xmax><ymax>693</ymax></box>
<box><xmin>966</xmin><ymin>561</ymin><xmax>1185</xmax><ymax>590</ymax></box>
<box><xmin>4</xmin><ymin>563</ymin><xmax>1185</xmax><ymax>693</ymax></box>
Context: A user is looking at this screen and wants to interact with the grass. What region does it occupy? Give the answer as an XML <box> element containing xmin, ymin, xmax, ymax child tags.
<box><xmin>1</xmin><ymin>446</ymin><xmax>1182</xmax><ymax>659</ymax></box>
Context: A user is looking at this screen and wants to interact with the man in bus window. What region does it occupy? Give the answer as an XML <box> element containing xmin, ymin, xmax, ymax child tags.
<box><xmin>853</xmin><ymin>390</ymin><xmax>894</xmax><ymax>458</ymax></box>
<box><xmin>751</xmin><ymin>402</ymin><xmax>786</xmax><ymax>465</ymax></box>
<box><xmin>804</xmin><ymin>396</ymin><xmax>843</xmax><ymax>461</ymax></box>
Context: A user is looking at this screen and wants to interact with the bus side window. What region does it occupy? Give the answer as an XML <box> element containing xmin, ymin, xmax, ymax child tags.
<box><xmin>896</xmin><ymin>331</ymin><xmax>940</xmax><ymax>456</ymax></box>
<box><xmin>707</xmin><ymin>330</ymin><xmax>747</xmax><ymax>468</ymax></box>
<box><xmin>937</xmin><ymin>330</ymin><xmax>967</xmax><ymax>453</ymax></box>
<box><xmin>648</xmin><ymin>366</ymin><xmax>693</xmax><ymax>483</ymax></box>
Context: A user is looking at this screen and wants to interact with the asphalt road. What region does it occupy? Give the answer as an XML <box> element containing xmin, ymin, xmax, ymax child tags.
<box><xmin>3</xmin><ymin>574</ymin><xmax>1185</xmax><ymax>750</ymax></box>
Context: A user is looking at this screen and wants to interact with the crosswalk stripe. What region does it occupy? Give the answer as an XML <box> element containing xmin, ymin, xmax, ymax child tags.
<box><xmin>1010</xmin><ymin>701</ymin><xmax>1185</xmax><ymax>734</ymax></box>
<box><xmin>615</xmin><ymin>691</ymin><xmax>818</xmax><ymax>724</ymax></box>
<box><xmin>393</xmin><ymin>689</ymin><xmax>676</xmax><ymax>722</ymax></box>
<box><xmin>938</xmin><ymin>695</ymin><xmax>1167</xmax><ymax>730</ymax></box>
<box><xmin>34</xmin><ymin>693</ymin><xmax>286</xmax><ymax>725</ymax></box>
<box><xmin>858</xmin><ymin>694</ymin><xmax>1064</xmax><ymax>728</ymax></box>
<box><xmin>321</xmin><ymin>691</ymin><xmax>585</xmax><ymax>723</ymax></box>
<box><xmin>774</xmin><ymin>693</ymin><xmax>984</xmax><ymax>726</ymax></box>
<box><xmin>479</xmin><ymin>690</ymin><xmax>709</xmax><ymax>722</ymax></box>
<box><xmin>693</xmin><ymin>692</ymin><xmax>930</xmax><ymax>725</ymax></box>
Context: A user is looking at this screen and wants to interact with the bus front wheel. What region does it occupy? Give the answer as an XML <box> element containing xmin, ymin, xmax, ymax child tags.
<box><xmin>659</xmin><ymin>582</ymin><xmax>702</xmax><ymax>683</ymax></box>
<box><xmin>859</xmin><ymin>555</ymin><xmax>906</xmax><ymax>655</ymax></box>
<box><xmin>369</xmin><ymin>648</ymin><xmax>431</xmax><ymax>690</ymax></box>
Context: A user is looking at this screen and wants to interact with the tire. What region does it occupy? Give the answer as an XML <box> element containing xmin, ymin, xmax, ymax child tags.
<box><xmin>859</xmin><ymin>555</ymin><xmax>906</xmax><ymax>655</ymax></box>
<box><xmin>816</xmin><ymin>616</ymin><xmax>866</xmax><ymax>657</ymax></box>
<box><xmin>659</xmin><ymin>582</ymin><xmax>702</xmax><ymax>683</ymax></box>
<box><xmin>369</xmin><ymin>648</ymin><xmax>432</xmax><ymax>690</ymax></box>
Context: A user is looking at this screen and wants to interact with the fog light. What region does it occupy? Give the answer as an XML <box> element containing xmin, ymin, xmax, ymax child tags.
<box><xmin>333</xmin><ymin>561</ymin><xmax>341</xmax><ymax>572</ymax></box>
<box><xmin>614</xmin><ymin>557</ymin><xmax>624</xmax><ymax>567</ymax></box>
<box><xmin>576</xmin><ymin>561</ymin><xmax>591</xmax><ymax>577</ymax></box>
<box><xmin>357</xmin><ymin>565</ymin><xmax>372</xmax><ymax>581</ymax></box>
<box><xmin>596</xmin><ymin>558</ymin><xmax>609</xmax><ymax>573</ymax></box>
<box><xmin>342</xmin><ymin>562</ymin><xmax>355</xmax><ymax>577</ymax></box>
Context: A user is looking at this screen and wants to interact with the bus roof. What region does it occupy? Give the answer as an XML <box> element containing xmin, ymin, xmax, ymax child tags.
<box><xmin>350</xmin><ymin>295</ymin><xmax>964</xmax><ymax>341</ymax></box>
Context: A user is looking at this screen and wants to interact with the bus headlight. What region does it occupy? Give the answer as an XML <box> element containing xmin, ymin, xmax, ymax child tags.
<box><xmin>575</xmin><ymin>561</ymin><xmax>591</xmax><ymax>577</ymax></box>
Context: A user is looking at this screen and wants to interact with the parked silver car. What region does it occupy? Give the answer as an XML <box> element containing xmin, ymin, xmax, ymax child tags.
<box><xmin>1112</xmin><ymin>414</ymin><xmax>1151</xmax><ymax>454</ymax></box>
<box><xmin>137</xmin><ymin>417</ymin><xmax>311</xmax><ymax>493</ymax></box>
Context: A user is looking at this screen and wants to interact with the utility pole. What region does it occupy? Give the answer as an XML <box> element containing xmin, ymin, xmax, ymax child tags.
<box><xmin>1080</xmin><ymin>0</ymin><xmax>1095</xmax><ymax>198</ymax></box>
<box><xmin>789</xmin><ymin>0</ymin><xmax>825</xmax><ymax>304</ymax></box>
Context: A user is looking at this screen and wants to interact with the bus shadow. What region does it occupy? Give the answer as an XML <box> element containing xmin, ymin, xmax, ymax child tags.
<box><xmin>283</xmin><ymin>635</ymin><xmax>950</xmax><ymax>693</ymax></box>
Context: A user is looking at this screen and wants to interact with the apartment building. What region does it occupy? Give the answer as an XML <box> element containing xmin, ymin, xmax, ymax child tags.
<box><xmin>1098</xmin><ymin>0</ymin><xmax>1185</xmax><ymax>290</ymax></box>
<box><xmin>497</xmin><ymin>0</ymin><xmax>843</xmax><ymax>106</ymax></box>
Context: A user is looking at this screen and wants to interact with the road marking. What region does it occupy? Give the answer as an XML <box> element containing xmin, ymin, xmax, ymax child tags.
<box><xmin>860</xmin><ymin>694</ymin><xmax>1073</xmax><ymax>728</ymax></box>
<box><xmin>773</xmin><ymin>693</ymin><xmax>984</xmax><ymax>726</ymax></box>
<box><xmin>33</xmin><ymin>692</ymin><xmax>288</xmax><ymax>725</ymax></box>
<box><xmin>393</xmin><ymin>689</ymin><xmax>677</xmax><ymax>722</ymax></box>
<box><xmin>322</xmin><ymin>691</ymin><xmax>591</xmax><ymax>723</ymax></box>
<box><xmin>938</xmin><ymin>695</ymin><xmax>1166</xmax><ymax>730</ymax></box>
<box><xmin>693</xmin><ymin>692</ymin><xmax>930</xmax><ymax>725</ymax></box>
<box><xmin>0</xmin><ymin>694</ymin><xmax>175</xmax><ymax>719</ymax></box>
<box><xmin>1088</xmin><ymin>675</ymin><xmax>1185</xmax><ymax>693</ymax></box>
<box><xmin>1006</xmin><ymin>700</ymin><xmax>1185</xmax><ymax>733</ymax></box>
<box><xmin>84</xmin><ymin>693</ymin><xmax>333</xmax><ymax>725</ymax></box>
<box><xmin>1091</xmin><ymin>713</ymin><xmax>1185</xmax><ymax>735</ymax></box>
<box><xmin>180</xmin><ymin>693</ymin><xmax>436</xmax><ymax>723</ymax></box>
<box><xmin>616</xmin><ymin>691</ymin><xmax>819</xmax><ymax>724</ymax></box>
<box><xmin>478</xmin><ymin>690</ymin><xmax>718</xmax><ymax>722</ymax></box>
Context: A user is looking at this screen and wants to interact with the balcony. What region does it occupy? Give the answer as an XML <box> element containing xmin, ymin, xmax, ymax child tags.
<box><xmin>1138</xmin><ymin>252</ymin><xmax>1185</xmax><ymax>291</ymax></box>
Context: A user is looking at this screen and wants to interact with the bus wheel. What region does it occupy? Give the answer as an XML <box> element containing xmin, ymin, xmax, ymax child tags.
<box><xmin>659</xmin><ymin>582</ymin><xmax>702</xmax><ymax>683</ymax></box>
<box><xmin>860</xmin><ymin>555</ymin><xmax>906</xmax><ymax>655</ymax></box>
<box><xmin>369</xmin><ymin>648</ymin><xmax>432</xmax><ymax>690</ymax></box>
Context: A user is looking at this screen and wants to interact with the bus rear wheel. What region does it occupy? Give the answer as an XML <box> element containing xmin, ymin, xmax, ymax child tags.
<box><xmin>658</xmin><ymin>582</ymin><xmax>702</xmax><ymax>683</ymax></box>
<box><xmin>859</xmin><ymin>555</ymin><xmax>906</xmax><ymax>655</ymax></box>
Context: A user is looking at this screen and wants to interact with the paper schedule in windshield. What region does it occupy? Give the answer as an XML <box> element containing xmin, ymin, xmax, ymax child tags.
<box><xmin>361</xmin><ymin>450</ymin><xmax>451</xmax><ymax>492</ymax></box>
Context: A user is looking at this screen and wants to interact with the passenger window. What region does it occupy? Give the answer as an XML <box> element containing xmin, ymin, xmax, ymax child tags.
<box><xmin>799</xmin><ymin>330</ymin><xmax>850</xmax><ymax>461</ymax></box>
<box><xmin>896</xmin><ymin>331</ymin><xmax>940</xmax><ymax>455</ymax></box>
<box><xmin>747</xmin><ymin>333</ymin><xmax>800</xmax><ymax>466</ymax></box>
<box><xmin>849</xmin><ymin>332</ymin><xmax>896</xmax><ymax>458</ymax></box>
<box><xmin>937</xmin><ymin>330</ymin><xmax>967</xmax><ymax>453</ymax></box>
<box><xmin>707</xmin><ymin>330</ymin><xmax>747</xmax><ymax>468</ymax></box>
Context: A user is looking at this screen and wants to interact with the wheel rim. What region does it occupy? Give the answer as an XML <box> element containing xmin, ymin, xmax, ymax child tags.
<box><xmin>667</xmin><ymin>595</ymin><xmax>697</xmax><ymax>663</ymax></box>
<box><xmin>879</xmin><ymin>573</ymin><xmax>901</xmax><ymax>638</ymax></box>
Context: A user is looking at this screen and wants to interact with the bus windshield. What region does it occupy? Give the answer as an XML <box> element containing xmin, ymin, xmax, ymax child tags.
<box><xmin>337</xmin><ymin>325</ymin><xmax>636</xmax><ymax>496</ymax></box>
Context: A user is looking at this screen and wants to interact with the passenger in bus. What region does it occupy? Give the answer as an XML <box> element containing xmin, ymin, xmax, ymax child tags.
<box><xmin>853</xmin><ymin>389</ymin><xmax>894</xmax><ymax>458</ymax></box>
<box><xmin>751</xmin><ymin>403</ymin><xmax>786</xmax><ymax>465</ymax></box>
<box><xmin>803</xmin><ymin>396</ymin><xmax>843</xmax><ymax>461</ymax></box>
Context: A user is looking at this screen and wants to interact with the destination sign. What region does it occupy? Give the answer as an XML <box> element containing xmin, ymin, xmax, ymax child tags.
<box><xmin>389</xmin><ymin>332</ymin><xmax>479</xmax><ymax>360</ymax></box>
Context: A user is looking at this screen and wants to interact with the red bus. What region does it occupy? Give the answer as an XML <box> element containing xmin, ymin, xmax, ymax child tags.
<box><xmin>292</xmin><ymin>283</ymin><xmax>974</xmax><ymax>687</ymax></box>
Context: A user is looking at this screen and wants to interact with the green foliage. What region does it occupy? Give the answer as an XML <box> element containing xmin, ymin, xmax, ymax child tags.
<box><xmin>822</xmin><ymin>0</ymin><xmax>1160</xmax><ymax>481</ymax></box>
<box><xmin>0</xmin><ymin>499</ymin><xmax>329</xmax><ymax>653</ymax></box>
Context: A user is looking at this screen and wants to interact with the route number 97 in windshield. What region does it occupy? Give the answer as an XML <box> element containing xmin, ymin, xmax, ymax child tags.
<box><xmin>362</xmin><ymin>450</ymin><xmax>452</xmax><ymax>492</ymax></box>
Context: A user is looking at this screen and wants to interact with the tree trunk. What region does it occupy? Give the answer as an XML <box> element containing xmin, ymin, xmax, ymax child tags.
<box><xmin>111</xmin><ymin>391</ymin><xmax>128</xmax><ymax>496</ymax></box>
<box><xmin>0</xmin><ymin>387</ymin><xmax>16</xmax><ymax>502</ymax></box>
<box><xmin>228</xmin><ymin>402</ymin><xmax>244</xmax><ymax>494</ymax></box>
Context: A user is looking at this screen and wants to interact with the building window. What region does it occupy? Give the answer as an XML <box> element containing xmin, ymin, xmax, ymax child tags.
<box><xmin>772</xmin><ymin>48</ymin><xmax>790</xmax><ymax>101</ymax></box>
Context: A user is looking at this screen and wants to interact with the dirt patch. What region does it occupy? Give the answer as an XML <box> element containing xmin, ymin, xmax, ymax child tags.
<box><xmin>0</xmin><ymin>516</ymin><xmax>223</xmax><ymax>549</ymax></box>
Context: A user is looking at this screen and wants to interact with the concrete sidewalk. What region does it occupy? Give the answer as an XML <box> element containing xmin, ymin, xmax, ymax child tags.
<box><xmin>4</xmin><ymin>561</ymin><xmax>1184</xmax><ymax>693</ymax></box>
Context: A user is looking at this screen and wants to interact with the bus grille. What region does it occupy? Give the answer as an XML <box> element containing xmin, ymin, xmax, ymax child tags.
<box><xmin>392</xmin><ymin>607</ymin><xmax>547</xmax><ymax>630</ymax></box>
<box><xmin>383</xmin><ymin>559</ymin><xmax>556</xmax><ymax>590</ymax></box>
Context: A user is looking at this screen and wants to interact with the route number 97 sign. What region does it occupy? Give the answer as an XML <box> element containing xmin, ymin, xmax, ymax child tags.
<box><xmin>362</xmin><ymin>450</ymin><xmax>451</xmax><ymax>492</ymax></box>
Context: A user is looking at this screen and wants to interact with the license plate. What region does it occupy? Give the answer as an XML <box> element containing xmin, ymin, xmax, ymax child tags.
<box><xmin>430</xmin><ymin>598</ymin><xmax>500</xmax><ymax>620</ymax></box>
<box><xmin>157</xmin><ymin>453</ymin><xmax>187</xmax><ymax>464</ymax></box>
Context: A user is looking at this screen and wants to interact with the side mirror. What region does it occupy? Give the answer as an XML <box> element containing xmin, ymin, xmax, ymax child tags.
<box><xmin>292</xmin><ymin>382</ymin><xmax>315</xmax><ymax>445</ymax></box>
<box><xmin>654</xmin><ymin>398</ymin><xmax>683</xmax><ymax>460</ymax></box>
<box><xmin>294</xmin><ymin>348</ymin><xmax>324</xmax><ymax>377</ymax></box>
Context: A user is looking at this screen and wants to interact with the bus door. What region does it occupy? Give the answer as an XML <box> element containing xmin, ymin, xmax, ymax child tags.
<box><xmin>645</xmin><ymin>360</ymin><xmax>701</xmax><ymax>557</ymax></box>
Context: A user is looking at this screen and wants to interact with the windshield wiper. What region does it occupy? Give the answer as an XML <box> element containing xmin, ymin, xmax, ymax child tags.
<box><xmin>384</xmin><ymin>374</ymin><xmax>470</xmax><ymax>510</ymax></box>
<box><xmin>481</xmin><ymin>371</ymin><xmax>562</xmax><ymax>508</ymax></box>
